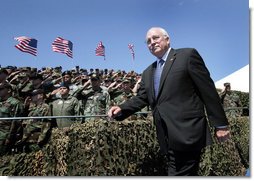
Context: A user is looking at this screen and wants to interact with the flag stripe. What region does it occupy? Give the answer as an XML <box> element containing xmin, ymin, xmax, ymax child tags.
<box><xmin>128</xmin><ymin>43</ymin><xmax>135</xmax><ymax>60</ymax></box>
<box><xmin>95</xmin><ymin>41</ymin><xmax>105</xmax><ymax>57</ymax></box>
<box><xmin>52</xmin><ymin>37</ymin><xmax>73</xmax><ymax>58</ymax></box>
<box><xmin>14</xmin><ymin>36</ymin><xmax>37</xmax><ymax>56</ymax></box>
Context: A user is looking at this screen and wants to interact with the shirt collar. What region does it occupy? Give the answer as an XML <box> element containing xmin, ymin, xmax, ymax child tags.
<box><xmin>157</xmin><ymin>47</ymin><xmax>171</xmax><ymax>64</ymax></box>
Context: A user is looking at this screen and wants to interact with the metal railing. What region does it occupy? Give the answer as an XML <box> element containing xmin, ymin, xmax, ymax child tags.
<box><xmin>0</xmin><ymin>107</ymin><xmax>248</xmax><ymax>121</ymax></box>
<box><xmin>0</xmin><ymin>111</ymin><xmax>151</xmax><ymax>120</ymax></box>
<box><xmin>224</xmin><ymin>107</ymin><xmax>248</xmax><ymax>111</ymax></box>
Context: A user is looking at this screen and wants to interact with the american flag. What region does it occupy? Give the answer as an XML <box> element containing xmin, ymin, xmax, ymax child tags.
<box><xmin>128</xmin><ymin>44</ymin><xmax>135</xmax><ymax>60</ymax></box>
<box><xmin>52</xmin><ymin>37</ymin><xmax>73</xmax><ymax>58</ymax></box>
<box><xmin>14</xmin><ymin>36</ymin><xmax>37</xmax><ymax>56</ymax></box>
<box><xmin>95</xmin><ymin>41</ymin><xmax>105</xmax><ymax>59</ymax></box>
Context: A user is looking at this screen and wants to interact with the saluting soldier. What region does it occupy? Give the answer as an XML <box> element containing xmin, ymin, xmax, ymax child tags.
<box><xmin>111</xmin><ymin>78</ymin><xmax>148</xmax><ymax>120</ymax></box>
<box><xmin>0</xmin><ymin>68</ymin><xmax>9</xmax><ymax>84</ymax></box>
<box><xmin>51</xmin><ymin>83</ymin><xmax>81</xmax><ymax>130</ymax></box>
<box><xmin>80</xmin><ymin>74</ymin><xmax>111</xmax><ymax>121</ymax></box>
<box><xmin>18</xmin><ymin>89</ymin><xmax>52</xmax><ymax>152</ymax></box>
<box><xmin>0</xmin><ymin>82</ymin><xmax>23</xmax><ymax>155</ymax></box>
<box><xmin>220</xmin><ymin>82</ymin><xmax>242</xmax><ymax>118</ymax></box>
<box><xmin>111</xmin><ymin>78</ymin><xmax>134</xmax><ymax>105</ymax></box>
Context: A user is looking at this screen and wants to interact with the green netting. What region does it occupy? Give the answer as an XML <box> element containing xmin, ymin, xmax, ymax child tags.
<box><xmin>0</xmin><ymin>116</ymin><xmax>249</xmax><ymax>176</ymax></box>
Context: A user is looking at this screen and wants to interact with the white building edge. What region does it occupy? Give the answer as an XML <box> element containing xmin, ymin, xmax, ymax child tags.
<box><xmin>215</xmin><ymin>64</ymin><xmax>249</xmax><ymax>93</ymax></box>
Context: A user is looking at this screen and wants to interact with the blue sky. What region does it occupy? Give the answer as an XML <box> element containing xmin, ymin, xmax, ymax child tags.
<box><xmin>0</xmin><ymin>0</ymin><xmax>249</xmax><ymax>81</ymax></box>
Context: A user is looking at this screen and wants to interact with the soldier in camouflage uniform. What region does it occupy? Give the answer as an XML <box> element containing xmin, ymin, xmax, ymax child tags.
<box><xmin>17</xmin><ymin>89</ymin><xmax>52</xmax><ymax>152</ymax></box>
<box><xmin>0</xmin><ymin>82</ymin><xmax>23</xmax><ymax>155</ymax></box>
<box><xmin>220</xmin><ymin>82</ymin><xmax>242</xmax><ymax>118</ymax></box>
<box><xmin>16</xmin><ymin>72</ymin><xmax>33</xmax><ymax>101</ymax></box>
<box><xmin>111</xmin><ymin>78</ymin><xmax>133</xmax><ymax>105</ymax></box>
<box><xmin>51</xmin><ymin>83</ymin><xmax>81</xmax><ymax>130</ymax></box>
<box><xmin>111</xmin><ymin>78</ymin><xmax>148</xmax><ymax>120</ymax></box>
<box><xmin>0</xmin><ymin>68</ymin><xmax>9</xmax><ymax>84</ymax></box>
<box><xmin>79</xmin><ymin>74</ymin><xmax>110</xmax><ymax>121</ymax></box>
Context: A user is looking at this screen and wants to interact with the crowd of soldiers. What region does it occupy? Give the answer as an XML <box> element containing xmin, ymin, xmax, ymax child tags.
<box><xmin>0</xmin><ymin>65</ymin><xmax>148</xmax><ymax>155</ymax></box>
<box><xmin>0</xmin><ymin>65</ymin><xmax>243</xmax><ymax>156</ymax></box>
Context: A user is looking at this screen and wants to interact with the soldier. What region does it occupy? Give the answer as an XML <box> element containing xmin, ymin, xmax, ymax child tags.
<box><xmin>51</xmin><ymin>71</ymin><xmax>79</xmax><ymax>99</ymax></box>
<box><xmin>30</xmin><ymin>73</ymin><xmax>56</xmax><ymax>98</ymax></box>
<box><xmin>102</xmin><ymin>77</ymin><xmax>113</xmax><ymax>89</ymax></box>
<box><xmin>112</xmin><ymin>78</ymin><xmax>149</xmax><ymax>120</ymax></box>
<box><xmin>79</xmin><ymin>74</ymin><xmax>110</xmax><ymax>121</ymax></box>
<box><xmin>18</xmin><ymin>89</ymin><xmax>52</xmax><ymax>152</ymax></box>
<box><xmin>220</xmin><ymin>82</ymin><xmax>242</xmax><ymax>118</ymax></box>
<box><xmin>16</xmin><ymin>72</ymin><xmax>33</xmax><ymax>101</ymax></box>
<box><xmin>61</xmin><ymin>71</ymin><xmax>78</xmax><ymax>95</ymax></box>
<box><xmin>51</xmin><ymin>83</ymin><xmax>81</xmax><ymax>130</ymax></box>
<box><xmin>111</xmin><ymin>78</ymin><xmax>134</xmax><ymax>105</ymax></box>
<box><xmin>1</xmin><ymin>68</ymin><xmax>21</xmax><ymax>99</ymax></box>
<box><xmin>0</xmin><ymin>82</ymin><xmax>23</xmax><ymax>155</ymax></box>
<box><xmin>0</xmin><ymin>68</ymin><xmax>9</xmax><ymax>84</ymax></box>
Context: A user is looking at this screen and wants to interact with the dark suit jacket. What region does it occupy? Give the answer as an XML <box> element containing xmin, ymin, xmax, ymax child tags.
<box><xmin>116</xmin><ymin>48</ymin><xmax>228</xmax><ymax>153</ymax></box>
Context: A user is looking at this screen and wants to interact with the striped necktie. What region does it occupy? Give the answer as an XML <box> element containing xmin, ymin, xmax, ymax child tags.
<box><xmin>154</xmin><ymin>59</ymin><xmax>165</xmax><ymax>98</ymax></box>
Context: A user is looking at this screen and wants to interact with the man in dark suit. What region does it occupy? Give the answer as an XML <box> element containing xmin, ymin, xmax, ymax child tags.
<box><xmin>108</xmin><ymin>27</ymin><xmax>230</xmax><ymax>176</ymax></box>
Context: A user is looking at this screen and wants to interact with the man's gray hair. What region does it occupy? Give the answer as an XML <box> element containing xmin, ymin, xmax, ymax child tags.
<box><xmin>147</xmin><ymin>27</ymin><xmax>170</xmax><ymax>38</ymax></box>
<box><xmin>159</xmin><ymin>27</ymin><xmax>169</xmax><ymax>38</ymax></box>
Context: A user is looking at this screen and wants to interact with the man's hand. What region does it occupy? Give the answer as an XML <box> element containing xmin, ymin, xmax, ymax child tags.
<box><xmin>108</xmin><ymin>106</ymin><xmax>122</xmax><ymax>118</ymax></box>
<box><xmin>215</xmin><ymin>127</ymin><xmax>231</xmax><ymax>143</ymax></box>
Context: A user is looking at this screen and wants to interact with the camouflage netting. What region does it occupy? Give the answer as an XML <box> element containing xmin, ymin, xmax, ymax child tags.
<box><xmin>0</xmin><ymin>116</ymin><xmax>249</xmax><ymax>176</ymax></box>
<box><xmin>234</xmin><ymin>91</ymin><xmax>249</xmax><ymax>116</ymax></box>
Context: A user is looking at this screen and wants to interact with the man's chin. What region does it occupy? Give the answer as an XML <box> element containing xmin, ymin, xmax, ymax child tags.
<box><xmin>151</xmin><ymin>52</ymin><xmax>162</xmax><ymax>58</ymax></box>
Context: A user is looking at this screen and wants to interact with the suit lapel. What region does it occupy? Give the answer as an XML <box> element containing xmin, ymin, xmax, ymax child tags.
<box><xmin>150</xmin><ymin>61</ymin><xmax>157</xmax><ymax>101</ymax></box>
<box><xmin>157</xmin><ymin>49</ymin><xmax>176</xmax><ymax>98</ymax></box>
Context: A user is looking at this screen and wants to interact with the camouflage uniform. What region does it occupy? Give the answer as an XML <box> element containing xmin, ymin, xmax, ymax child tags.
<box><xmin>51</xmin><ymin>94</ymin><xmax>81</xmax><ymax>128</ymax></box>
<box><xmin>111</xmin><ymin>90</ymin><xmax>133</xmax><ymax>105</ymax></box>
<box><xmin>82</xmin><ymin>87</ymin><xmax>110</xmax><ymax>121</ymax></box>
<box><xmin>111</xmin><ymin>78</ymin><xmax>149</xmax><ymax>120</ymax></box>
<box><xmin>0</xmin><ymin>96</ymin><xmax>23</xmax><ymax>155</ymax></box>
<box><xmin>16</xmin><ymin>72</ymin><xmax>33</xmax><ymax>101</ymax></box>
<box><xmin>221</xmin><ymin>92</ymin><xmax>242</xmax><ymax>118</ymax></box>
<box><xmin>19</xmin><ymin>102</ymin><xmax>51</xmax><ymax>152</ymax></box>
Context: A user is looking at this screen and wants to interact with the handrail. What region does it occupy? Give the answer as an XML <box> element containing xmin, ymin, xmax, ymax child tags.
<box><xmin>0</xmin><ymin>107</ymin><xmax>248</xmax><ymax>121</ymax></box>
<box><xmin>224</xmin><ymin>107</ymin><xmax>248</xmax><ymax>111</ymax></box>
<box><xmin>0</xmin><ymin>111</ymin><xmax>151</xmax><ymax>120</ymax></box>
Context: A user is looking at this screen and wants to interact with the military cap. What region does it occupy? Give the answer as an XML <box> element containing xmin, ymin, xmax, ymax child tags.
<box><xmin>31</xmin><ymin>89</ymin><xmax>44</xmax><ymax>96</ymax></box>
<box><xmin>31</xmin><ymin>68</ymin><xmax>37</xmax><ymax>72</ymax></box>
<box><xmin>62</xmin><ymin>71</ymin><xmax>72</xmax><ymax>77</ymax></box>
<box><xmin>0</xmin><ymin>68</ymin><xmax>8</xmax><ymax>75</ymax></box>
<box><xmin>5</xmin><ymin>66</ymin><xmax>16</xmax><ymax>70</ymax></box>
<box><xmin>21</xmin><ymin>67</ymin><xmax>31</xmax><ymax>71</ymax></box>
<box><xmin>0</xmin><ymin>82</ymin><xmax>12</xmax><ymax>90</ymax></box>
<box><xmin>59</xmin><ymin>82</ymin><xmax>70</xmax><ymax>89</ymax></box>
<box><xmin>52</xmin><ymin>72</ymin><xmax>61</xmax><ymax>78</ymax></box>
<box><xmin>90</xmin><ymin>73</ymin><xmax>100</xmax><ymax>81</ymax></box>
<box><xmin>18</xmin><ymin>72</ymin><xmax>27</xmax><ymax>78</ymax></box>
<box><xmin>123</xmin><ymin>78</ymin><xmax>131</xmax><ymax>83</ymax></box>
<box><xmin>224</xmin><ymin>82</ymin><xmax>231</xmax><ymax>87</ymax></box>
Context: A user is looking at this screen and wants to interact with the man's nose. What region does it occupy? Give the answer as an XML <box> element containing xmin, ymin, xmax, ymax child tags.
<box><xmin>150</xmin><ymin>39</ymin><xmax>156</xmax><ymax>45</ymax></box>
